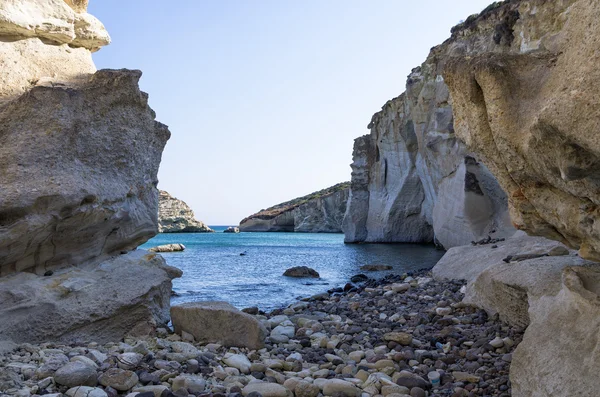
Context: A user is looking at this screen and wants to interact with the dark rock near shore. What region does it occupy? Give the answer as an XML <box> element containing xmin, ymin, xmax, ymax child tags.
<box><xmin>283</xmin><ymin>266</ymin><xmax>320</xmax><ymax>278</ymax></box>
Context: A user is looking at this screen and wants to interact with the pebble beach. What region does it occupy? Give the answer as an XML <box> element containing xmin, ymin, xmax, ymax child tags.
<box><xmin>0</xmin><ymin>271</ymin><xmax>523</xmax><ymax>397</ymax></box>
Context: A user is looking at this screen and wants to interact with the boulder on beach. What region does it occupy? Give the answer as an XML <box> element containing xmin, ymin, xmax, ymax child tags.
<box><xmin>0</xmin><ymin>251</ymin><xmax>181</xmax><ymax>344</ymax></box>
<box><xmin>171</xmin><ymin>301</ymin><xmax>267</xmax><ymax>350</ymax></box>
<box><xmin>224</xmin><ymin>227</ymin><xmax>240</xmax><ymax>233</ymax></box>
<box><xmin>149</xmin><ymin>243</ymin><xmax>186</xmax><ymax>253</ymax></box>
<box><xmin>283</xmin><ymin>266</ymin><xmax>320</xmax><ymax>278</ymax></box>
<box><xmin>360</xmin><ymin>264</ymin><xmax>392</xmax><ymax>271</ymax></box>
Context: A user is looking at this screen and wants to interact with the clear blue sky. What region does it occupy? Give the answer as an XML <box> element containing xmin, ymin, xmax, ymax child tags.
<box><xmin>89</xmin><ymin>0</ymin><xmax>492</xmax><ymax>225</ymax></box>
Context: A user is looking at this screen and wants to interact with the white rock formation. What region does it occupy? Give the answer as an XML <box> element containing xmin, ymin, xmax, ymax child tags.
<box><xmin>158</xmin><ymin>190</ymin><xmax>213</xmax><ymax>233</ymax></box>
<box><xmin>343</xmin><ymin>78</ymin><xmax>514</xmax><ymax>248</ymax></box>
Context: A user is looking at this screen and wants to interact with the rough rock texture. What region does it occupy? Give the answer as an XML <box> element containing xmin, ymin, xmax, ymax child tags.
<box><xmin>511</xmin><ymin>266</ymin><xmax>600</xmax><ymax>397</ymax></box>
<box><xmin>171</xmin><ymin>301</ymin><xmax>268</xmax><ymax>350</ymax></box>
<box><xmin>343</xmin><ymin>45</ymin><xmax>513</xmax><ymax>248</ymax></box>
<box><xmin>282</xmin><ymin>266</ymin><xmax>320</xmax><ymax>278</ymax></box>
<box><xmin>432</xmin><ymin>234</ymin><xmax>600</xmax><ymax>396</ymax></box>
<box><xmin>0</xmin><ymin>0</ymin><xmax>175</xmax><ymax>344</ymax></box>
<box><xmin>239</xmin><ymin>183</ymin><xmax>349</xmax><ymax>233</ymax></box>
<box><xmin>158</xmin><ymin>190</ymin><xmax>213</xmax><ymax>233</ymax></box>
<box><xmin>0</xmin><ymin>250</ymin><xmax>181</xmax><ymax>344</ymax></box>
<box><xmin>433</xmin><ymin>232</ymin><xmax>571</xmax><ymax>284</ymax></box>
<box><xmin>443</xmin><ymin>0</ymin><xmax>600</xmax><ymax>262</ymax></box>
<box><xmin>0</xmin><ymin>1</ymin><xmax>169</xmax><ymax>278</ymax></box>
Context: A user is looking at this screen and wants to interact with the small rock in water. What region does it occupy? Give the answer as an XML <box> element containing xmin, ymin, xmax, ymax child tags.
<box><xmin>283</xmin><ymin>266</ymin><xmax>320</xmax><ymax>278</ymax></box>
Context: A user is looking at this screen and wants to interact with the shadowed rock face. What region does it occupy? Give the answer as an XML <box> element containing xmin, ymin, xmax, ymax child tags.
<box><xmin>444</xmin><ymin>0</ymin><xmax>600</xmax><ymax>261</ymax></box>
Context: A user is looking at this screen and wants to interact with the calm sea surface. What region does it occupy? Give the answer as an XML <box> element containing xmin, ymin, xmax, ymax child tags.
<box><xmin>140</xmin><ymin>227</ymin><xmax>444</xmax><ymax>311</ymax></box>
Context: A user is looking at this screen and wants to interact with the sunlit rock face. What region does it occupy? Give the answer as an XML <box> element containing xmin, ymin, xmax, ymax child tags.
<box><xmin>0</xmin><ymin>0</ymin><xmax>176</xmax><ymax>343</ymax></box>
<box><xmin>444</xmin><ymin>0</ymin><xmax>600</xmax><ymax>262</ymax></box>
<box><xmin>343</xmin><ymin>57</ymin><xmax>514</xmax><ymax>248</ymax></box>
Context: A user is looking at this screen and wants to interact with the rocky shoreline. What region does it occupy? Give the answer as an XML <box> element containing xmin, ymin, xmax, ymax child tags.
<box><xmin>0</xmin><ymin>270</ymin><xmax>522</xmax><ymax>397</ymax></box>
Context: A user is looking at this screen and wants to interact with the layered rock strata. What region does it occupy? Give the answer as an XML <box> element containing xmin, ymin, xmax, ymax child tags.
<box><xmin>239</xmin><ymin>182</ymin><xmax>349</xmax><ymax>232</ymax></box>
<box><xmin>158</xmin><ymin>190</ymin><xmax>213</xmax><ymax>233</ymax></box>
<box><xmin>0</xmin><ymin>0</ymin><xmax>176</xmax><ymax>343</ymax></box>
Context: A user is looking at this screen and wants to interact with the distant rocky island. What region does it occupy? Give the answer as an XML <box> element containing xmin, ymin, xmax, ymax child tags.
<box><xmin>239</xmin><ymin>182</ymin><xmax>349</xmax><ymax>232</ymax></box>
<box><xmin>158</xmin><ymin>190</ymin><xmax>213</xmax><ymax>233</ymax></box>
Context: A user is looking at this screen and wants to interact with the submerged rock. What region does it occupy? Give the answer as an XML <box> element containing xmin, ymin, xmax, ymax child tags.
<box><xmin>283</xmin><ymin>266</ymin><xmax>320</xmax><ymax>278</ymax></box>
<box><xmin>158</xmin><ymin>190</ymin><xmax>213</xmax><ymax>233</ymax></box>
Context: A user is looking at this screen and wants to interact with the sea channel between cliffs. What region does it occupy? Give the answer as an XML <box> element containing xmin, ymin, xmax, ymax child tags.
<box><xmin>2</xmin><ymin>0</ymin><xmax>600</xmax><ymax>397</ymax></box>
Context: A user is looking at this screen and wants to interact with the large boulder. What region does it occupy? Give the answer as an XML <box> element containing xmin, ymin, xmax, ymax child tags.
<box><xmin>0</xmin><ymin>250</ymin><xmax>181</xmax><ymax>344</ymax></box>
<box><xmin>433</xmin><ymin>233</ymin><xmax>571</xmax><ymax>284</ymax></box>
<box><xmin>511</xmin><ymin>266</ymin><xmax>600</xmax><ymax>396</ymax></box>
<box><xmin>0</xmin><ymin>68</ymin><xmax>170</xmax><ymax>277</ymax></box>
<box><xmin>171</xmin><ymin>301</ymin><xmax>267</xmax><ymax>350</ymax></box>
<box><xmin>158</xmin><ymin>190</ymin><xmax>213</xmax><ymax>233</ymax></box>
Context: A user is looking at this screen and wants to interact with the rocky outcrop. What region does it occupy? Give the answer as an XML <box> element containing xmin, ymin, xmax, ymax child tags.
<box><xmin>371</xmin><ymin>1</ymin><xmax>600</xmax><ymax>395</ymax></box>
<box><xmin>0</xmin><ymin>250</ymin><xmax>181</xmax><ymax>344</ymax></box>
<box><xmin>0</xmin><ymin>0</ymin><xmax>175</xmax><ymax>343</ymax></box>
<box><xmin>443</xmin><ymin>0</ymin><xmax>600</xmax><ymax>262</ymax></box>
<box><xmin>343</xmin><ymin>38</ymin><xmax>514</xmax><ymax>248</ymax></box>
<box><xmin>239</xmin><ymin>183</ymin><xmax>350</xmax><ymax>233</ymax></box>
<box><xmin>149</xmin><ymin>243</ymin><xmax>186</xmax><ymax>253</ymax></box>
<box><xmin>433</xmin><ymin>235</ymin><xmax>600</xmax><ymax>396</ymax></box>
<box><xmin>224</xmin><ymin>226</ymin><xmax>240</xmax><ymax>233</ymax></box>
<box><xmin>158</xmin><ymin>190</ymin><xmax>213</xmax><ymax>233</ymax></box>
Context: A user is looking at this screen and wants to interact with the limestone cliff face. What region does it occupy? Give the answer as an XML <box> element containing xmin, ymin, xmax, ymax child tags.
<box><xmin>158</xmin><ymin>190</ymin><xmax>213</xmax><ymax>233</ymax></box>
<box><xmin>343</xmin><ymin>42</ymin><xmax>514</xmax><ymax>248</ymax></box>
<box><xmin>0</xmin><ymin>0</ymin><xmax>179</xmax><ymax>342</ymax></box>
<box><xmin>443</xmin><ymin>0</ymin><xmax>600</xmax><ymax>262</ymax></box>
<box><xmin>239</xmin><ymin>183</ymin><xmax>349</xmax><ymax>233</ymax></box>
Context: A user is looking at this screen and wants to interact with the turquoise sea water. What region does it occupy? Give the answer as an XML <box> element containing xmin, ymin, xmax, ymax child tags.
<box><xmin>140</xmin><ymin>227</ymin><xmax>444</xmax><ymax>311</ymax></box>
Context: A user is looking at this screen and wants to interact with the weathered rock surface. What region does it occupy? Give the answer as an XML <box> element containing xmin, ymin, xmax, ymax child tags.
<box><xmin>158</xmin><ymin>190</ymin><xmax>213</xmax><ymax>233</ymax></box>
<box><xmin>0</xmin><ymin>68</ymin><xmax>170</xmax><ymax>277</ymax></box>
<box><xmin>171</xmin><ymin>301</ymin><xmax>268</xmax><ymax>349</ymax></box>
<box><xmin>148</xmin><ymin>243</ymin><xmax>186</xmax><ymax>253</ymax></box>
<box><xmin>0</xmin><ymin>0</ymin><xmax>175</xmax><ymax>344</ymax></box>
<box><xmin>224</xmin><ymin>226</ymin><xmax>240</xmax><ymax>233</ymax></box>
<box><xmin>433</xmin><ymin>232</ymin><xmax>571</xmax><ymax>284</ymax></box>
<box><xmin>511</xmin><ymin>266</ymin><xmax>600</xmax><ymax>397</ymax></box>
<box><xmin>0</xmin><ymin>250</ymin><xmax>181</xmax><ymax>344</ymax></box>
<box><xmin>343</xmin><ymin>49</ymin><xmax>514</xmax><ymax>248</ymax></box>
<box><xmin>443</xmin><ymin>0</ymin><xmax>600</xmax><ymax>262</ymax></box>
<box><xmin>433</xmin><ymin>234</ymin><xmax>600</xmax><ymax>396</ymax></box>
<box><xmin>240</xmin><ymin>183</ymin><xmax>349</xmax><ymax>233</ymax></box>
